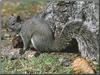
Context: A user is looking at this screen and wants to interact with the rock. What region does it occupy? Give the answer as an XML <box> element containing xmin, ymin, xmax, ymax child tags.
<box><xmin>58</xmin><ymin>57</ymin><xmax>70</xmax><ymax>66</ymax></box>
<box><xmin>1</xmin><ymin>45</ymin><xmax>21</xmax><ymax>59</ymax></box>
<box><xmin>1</xmin><ymin>45</ymin><xmax>37</xmax><ymax>60</ymax></box>
<box><xmin>22</xmin><ymin>50</ymin><xmax>36</xmax><ymax>59</ymax></box>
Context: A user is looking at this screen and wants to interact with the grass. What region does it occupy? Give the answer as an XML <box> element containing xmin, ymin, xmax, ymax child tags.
<box><xmin>0</xmin><ymin>53</ymin><xmax>72</xmax><ymax>74</ymax></box>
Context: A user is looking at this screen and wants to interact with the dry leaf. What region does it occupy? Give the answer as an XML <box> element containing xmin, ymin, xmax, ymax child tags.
<box><xmin>71</xmin><ymin>57</ymin><xmax>95</xmax><ymax>74</ymax></box>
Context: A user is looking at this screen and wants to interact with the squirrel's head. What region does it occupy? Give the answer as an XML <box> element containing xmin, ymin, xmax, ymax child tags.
<box><xmin>7</xmin><ymin>15</ymin><xmax>22</xmax><ymax>33</ymax></box>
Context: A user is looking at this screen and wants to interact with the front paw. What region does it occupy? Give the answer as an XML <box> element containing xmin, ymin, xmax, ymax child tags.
<box><xmin>19</xmin><ymin>49</ymin><xmax>25</xmax><ymax>55</ymax></box>
<box><xmin>34</xmin><ymin>52</ymin><xmax>41</xmax><ymax>57</ymax></box>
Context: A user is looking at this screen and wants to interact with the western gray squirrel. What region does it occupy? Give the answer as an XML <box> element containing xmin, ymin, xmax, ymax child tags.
<box><xmin>6</xmin><ymin>15</ymin><xmax>98</xmax><ymax>60</ymax></box>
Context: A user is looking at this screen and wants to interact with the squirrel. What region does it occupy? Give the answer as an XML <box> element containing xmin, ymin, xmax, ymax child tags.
<box><xmin>6</xmin><ymin>15</ymin><xmax>99</xmax><ymax>60</ymax></box>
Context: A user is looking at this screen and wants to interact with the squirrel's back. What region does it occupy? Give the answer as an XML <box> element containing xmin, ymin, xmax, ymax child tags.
<box><xmin>20</xmin><ymin>16</ymin><xmax>55</xmax><ymax>52</ymax></box>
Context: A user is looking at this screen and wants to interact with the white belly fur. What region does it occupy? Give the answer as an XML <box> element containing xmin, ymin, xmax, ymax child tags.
<box><xmin>31</xmin><ymin>38</ymin><xmax>37</xmax><ymax>50</ymax></box>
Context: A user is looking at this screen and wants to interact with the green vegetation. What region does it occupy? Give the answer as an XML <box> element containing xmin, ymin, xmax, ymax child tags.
<box><xmin>90</xmin><ymin>60</ymin><xmax>99</xmax><ymax>73</ymax></box>
<box><xmin>1</xmin><ymin>0</ymin><xmax>45</xmax><ymax>18</ymax></box>
<box><xmin>0</xmin><ymin>53</ymin><xmax>99</xmax><ymax>74</ymax></box>
<box><xmin>16</xmin><ymin>0</ymin><xmax>44</xmax><ymax>11</ymax></box>
<box><xmin>0</xmin><ymin>53</ymin><xmax>72</xmax><ymax>74</ymax></box>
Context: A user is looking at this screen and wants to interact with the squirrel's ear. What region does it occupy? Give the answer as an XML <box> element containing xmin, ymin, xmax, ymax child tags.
<box><xmin>16</xmin><ymin>15</ymin><xmax>22</xmax><ymax>22</ymax></box>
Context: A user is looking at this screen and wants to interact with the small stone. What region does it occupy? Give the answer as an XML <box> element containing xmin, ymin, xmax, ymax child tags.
<box><xmin>58</xmin><ymin>57</ymin><xmax>70</xmax><ymax>66</ymax></box>
<box><xmin>22</xmin><ymin>51</ymin><xmax>36</xmax><ymax>59</ymax></box>
<box><xmin>4</xmin><ymin>33</ymin><xmax>10</xmax><ymax>38</ymax></box>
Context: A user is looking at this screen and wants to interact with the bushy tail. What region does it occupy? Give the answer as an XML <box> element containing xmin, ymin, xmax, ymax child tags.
<box><xmin>58</xmin><ymin>20</ymin><xmax>99</xmax><ymax>61</ymax></box>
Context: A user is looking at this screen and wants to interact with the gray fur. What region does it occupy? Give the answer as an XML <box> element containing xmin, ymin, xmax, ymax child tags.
<box><xmin>7</xmin><ymin>15</ymin><xmax>55</xmax><ymax>53</ymax></box>
<box><xmin>20</xmin><ymin>17</ymin><xmax>54</xmax><ymax>52</ymax></box>
<box><xmin>6</xmin><ymin>15</ymin><xmax>99</xmax><ymax>61</ymax></box>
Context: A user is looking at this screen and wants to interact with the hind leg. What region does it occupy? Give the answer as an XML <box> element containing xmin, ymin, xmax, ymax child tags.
<box><xmin>31</xmin><ymin>36</ymin><xmax>47</xmax><ymax>57</ymax></box>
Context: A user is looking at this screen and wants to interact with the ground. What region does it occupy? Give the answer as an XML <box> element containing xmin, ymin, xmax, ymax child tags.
<box><xmin>0</xmin><ymin>28</ymin><xmax>99</xmax><ymax>74</ymax></box>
